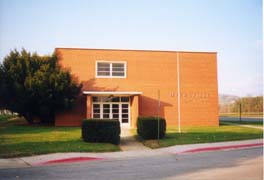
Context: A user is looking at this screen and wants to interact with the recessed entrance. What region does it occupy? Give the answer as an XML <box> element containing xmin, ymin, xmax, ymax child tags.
<box><xmin>92</xmin><ymin>96</ymin><xmax>130</xmax><ymax>126</ymax></box>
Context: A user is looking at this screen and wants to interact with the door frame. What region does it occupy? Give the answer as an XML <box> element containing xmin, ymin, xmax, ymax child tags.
<box><xmin>92</xmin><ymin>102</ymin><xmax>130</xmax><ymax>127</ymax></box>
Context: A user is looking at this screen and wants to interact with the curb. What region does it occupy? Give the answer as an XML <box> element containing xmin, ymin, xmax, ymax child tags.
<box><xmin>1</xmin><ymin>139</ymin><xmax>262</xmax><ymax>169</ymax></box>
<box><xmin>35</xmin><ymin>157</ymin><xmax>105</xmax><ymax>166</ymax></box>
<box><xmin>176</xmin><ymin>142</ymin><xmax>263</xmax><ymax>155</ymax></box>
<box><xmin>36</xmin><ymin>142</ymin><xmax>263</xmax><ymax>165</ymax></box>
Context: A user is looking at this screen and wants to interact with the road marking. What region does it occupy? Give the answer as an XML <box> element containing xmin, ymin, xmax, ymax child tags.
<box><xmin>176</xmin><ymin>143</ymin><xmax>263</xmax><ymax>155</ymax></box>
<box><xmin>36</xmin><ymin>157</ymin><xmax>105</xmax><ymax>166</ymax></box>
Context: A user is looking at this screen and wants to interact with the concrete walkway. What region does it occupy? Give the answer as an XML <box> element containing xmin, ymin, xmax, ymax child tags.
<box><xmin>120</xmin><ymin>136</ymin><xmax>150</xmax><ymax>151</ymax></box>
<box><xmin>120</xmin><ymin>127</ymin><xmax>150</xmax><ymax>151</ymax></box>
<box><xmin>0</xmin><ymin>139</ymin><xmax>262</xmax><ymax>169</ymax></box>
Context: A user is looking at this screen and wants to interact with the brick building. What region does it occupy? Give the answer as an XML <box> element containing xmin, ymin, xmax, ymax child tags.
<box><xmin>55</xmin><ymin>48</ymin><xmax>219</xmax><ymax>127</ymax></box>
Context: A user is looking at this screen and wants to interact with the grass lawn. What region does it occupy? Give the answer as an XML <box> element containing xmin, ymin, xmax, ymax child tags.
<box><xmin>0</xmin><ymin>114</ymin><xmax>18</xmax><ymax>123</ymax></box>
<box><xmin>0</xmin><ymin>116</ymin><xmax>120</xmax><ymax>158</ymax></box>
<box><xmin>141</xmin><ymin>123</ymin><xmax>263</xmax><ymax>149</ymax></box>
<box><xmin>221</xmin><ymin>120</ymin><xmax>263</xmax><ymax>126</ymax></box>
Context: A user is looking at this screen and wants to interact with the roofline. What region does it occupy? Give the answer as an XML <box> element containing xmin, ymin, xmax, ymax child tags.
<box><xmin>55</xmin><ymin>47</ymin><xmax>217</xmax><ymax>54</ymax></box>
<box><xmin>83</xmin><ymin>91</ymin><xmax>143</xmax><ymax>95</ymax></box>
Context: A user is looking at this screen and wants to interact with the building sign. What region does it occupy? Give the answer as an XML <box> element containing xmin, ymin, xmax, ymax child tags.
<box><xmin>171</xmin><ymin>92</ymin><xmax>211</xmax><ymax>104</ymax></box>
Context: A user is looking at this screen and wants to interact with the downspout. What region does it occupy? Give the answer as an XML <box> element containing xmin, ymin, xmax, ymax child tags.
<box><xmin>177</xmin><ymin>52</ymin><xmax>181</xmax><ymax>133</ymax></box>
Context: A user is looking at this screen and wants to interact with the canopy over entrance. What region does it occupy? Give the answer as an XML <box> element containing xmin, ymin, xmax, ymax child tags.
<box><xmin>83</xmin><ymin>91</ymin><xmax>142</xmax><ymax>96</ymax></box>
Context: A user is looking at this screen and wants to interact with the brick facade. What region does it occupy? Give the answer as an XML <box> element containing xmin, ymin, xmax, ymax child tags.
<box><xmin>55</xmin><ymin>48</ymin><xmax>219</xmax><ymax>127</ymax></box>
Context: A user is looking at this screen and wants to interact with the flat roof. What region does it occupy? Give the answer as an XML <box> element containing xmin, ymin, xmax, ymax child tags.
<box><xmin>83</xmin><ymin>91</ymin><xmax>143</xmax><ymax>96</ymax></box>
<box><xmin>56</xmin><ymin>47</ymin><xmax>217</xmax><ymax>54</ymax></box>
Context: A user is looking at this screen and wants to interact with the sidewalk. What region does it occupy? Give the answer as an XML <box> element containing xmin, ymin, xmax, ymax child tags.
<box><xmin>119</xmin><ymin>127</ymin><xmax>150</xmax><ymax>151</ymax></box>
<box><xmin>0</xmin><ymin>139</ymin><xmax>262</xmax><ymax>169</ymax></box>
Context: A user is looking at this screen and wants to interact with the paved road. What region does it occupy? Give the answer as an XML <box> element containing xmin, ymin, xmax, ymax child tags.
<box><xmin>0</xmin><ymin>147</ymin><xmax>262</xmax><ymax>180</ymax></box>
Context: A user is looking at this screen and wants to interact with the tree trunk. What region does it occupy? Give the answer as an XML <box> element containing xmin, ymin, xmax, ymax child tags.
<box><xmin>40</xmin><ymin>110</ymin><xmax>55</xmax><ymax>125</ymax></box>
<box><xmin>24</xmin><ymin>113</ymin><xmax>34</xmax><ymax>124</ymax></box>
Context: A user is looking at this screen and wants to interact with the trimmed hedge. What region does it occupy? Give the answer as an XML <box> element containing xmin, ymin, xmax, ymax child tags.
<box><xmin>82</xmin><ymin>119</ymin><xmax>120</xmax><ymax>145</ymax></box>
<box><xmin>137</xmin><ymin>116</ymin><xmax>166</xmax><ymax>140</ymax></box>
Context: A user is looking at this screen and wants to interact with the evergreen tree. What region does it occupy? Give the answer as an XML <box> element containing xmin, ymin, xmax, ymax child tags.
<box><xmin>0</xmin><ymin>49</ymin><xmax>82</xmax><ymax>124</ymax></box>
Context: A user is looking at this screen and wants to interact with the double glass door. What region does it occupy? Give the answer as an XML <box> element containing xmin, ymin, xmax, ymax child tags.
<box><xmin>93</xmin><ymin>103</ymin><xmax>129</xmax><ymax>125</ymax></box>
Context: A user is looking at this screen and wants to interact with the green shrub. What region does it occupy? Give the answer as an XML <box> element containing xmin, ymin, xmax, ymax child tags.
<box><xmin>82</xmin><ymin>119</ymin><xmax>120</xmax><ymax>145</ymax></box>
<box><xmin>137</xmin><ymin>116</ymin><xmax>166</xmax><ymax>140</ymax></box>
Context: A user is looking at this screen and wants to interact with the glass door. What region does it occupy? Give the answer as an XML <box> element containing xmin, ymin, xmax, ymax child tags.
<box><xmin>112</xmin><ymin>103</ymin><xmax>129</xmax><ymax>126</ymax></box>
<box><xmin>112</xmin><ymin>104</ymin><xmax>119</xmax><ymax>120</ymax></box>
<box><xmin>103</xmin><ymin>104</ymin><xmax>110</xmax><ymax>118</ymax></box>
<box><xmin>92</xmin><ymin>96</ymin><xmax>130</xmax><ymax>126</ymax></box>
<box><xmin>121</xmin><ymin>103</ymin><xmax>129</xmax><ymax>125</ymax></box>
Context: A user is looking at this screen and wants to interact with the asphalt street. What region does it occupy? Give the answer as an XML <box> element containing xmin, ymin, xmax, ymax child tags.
<box><xmin>0</xmin><ymin>147</ymin><xmax>262</xmax><ymax>180</ymax></box>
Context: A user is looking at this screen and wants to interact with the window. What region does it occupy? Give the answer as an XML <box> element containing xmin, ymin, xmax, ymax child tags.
<box><xmin>97</xmin><ymin>63</ymin><xmax>110</xmax><ymax>76</ymax></box>
<box><xmin>112</xmin><ymin>63</ymin><xmax>125</xmax><ymax>77</ymax></box>
<box><xmin>96</xmin><ymin>61</ymin><xmax>126</xmax><ymax>78</ymax></box>
<box><xmin>92</xmin><ymin>104</ymin><xmax>101</xmax><ymax>118</ymax></box>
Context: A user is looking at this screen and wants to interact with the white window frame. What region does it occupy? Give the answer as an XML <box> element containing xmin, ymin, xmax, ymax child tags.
<box><xmin>91</xmin><ymin>96</ymin><xmax>130</xmax><ymax>126</ymax></box>
<box><xmin>96</xmin><ymin>61</ymin><xmax>127</xmax><ymax>78</ymax></box>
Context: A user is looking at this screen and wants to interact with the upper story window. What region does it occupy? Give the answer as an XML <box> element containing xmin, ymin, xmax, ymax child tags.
<box><xmin>96</xmin><ymin>61</ymin><xmax>126</xmax><ymax>78</ymax></box>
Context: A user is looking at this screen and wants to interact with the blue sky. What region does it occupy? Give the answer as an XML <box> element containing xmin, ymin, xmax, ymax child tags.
<box><xmin>0</xmin><ymin>0</ymin><xmax>262</xmax><ymax>97</ymax></box>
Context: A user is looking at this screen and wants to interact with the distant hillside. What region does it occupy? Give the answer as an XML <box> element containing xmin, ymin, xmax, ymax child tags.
<box><xmin>219</xmin><ymin>94</ymin><xmax>240</xmax><ymax>105</ymax></box>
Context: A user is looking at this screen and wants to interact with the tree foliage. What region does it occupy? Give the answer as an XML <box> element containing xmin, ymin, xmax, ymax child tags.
<box><xmin>219</xmin><ymin>96</ymin><xmax>263</xmax><ymax>113</ymax></box>
<box><xmin>0</xmin><ymin>49</ymin><xmax>82</xmax><ymax>124</ymax></box>
<box><xmin>232</xmin><ymin>96</ymin><xmax>263</xmax><ymax>113</ymax></box>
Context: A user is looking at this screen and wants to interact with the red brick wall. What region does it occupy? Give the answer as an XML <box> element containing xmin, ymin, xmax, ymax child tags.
<box><xmin>55</xmin><ymin>48</ymin><xmax>218</xmax><ymax>127</ymax></box>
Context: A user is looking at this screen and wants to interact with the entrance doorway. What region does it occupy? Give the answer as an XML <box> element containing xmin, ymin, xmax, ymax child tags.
<box><xmin>92</xmin><ymin>96</ymin><xmax>130</xmax><ymax>126</ymax></box>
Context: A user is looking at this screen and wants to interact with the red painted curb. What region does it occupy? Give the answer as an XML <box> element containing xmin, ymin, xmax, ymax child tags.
<box><xmin>176</xmin><ymin>143</ymin><xmax>263</xmax><ymax>155</ymax></box>
<box><xmin>38</xmin><ymin>157</ymin><xmax>104</xmax><ymax>165</ymax></box>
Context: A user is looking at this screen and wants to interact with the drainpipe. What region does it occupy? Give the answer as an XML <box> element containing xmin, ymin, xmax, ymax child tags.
<box><xmin>177</xmin><ymin>52</ymin><xmax>181</xmax><ymax>133</ymax></box>
<box><xmin>157</xmin><ymin>89</ymin><xmax>160</xmax><ymax>141</ymax></box>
